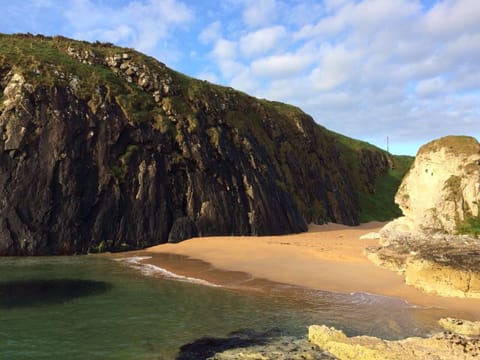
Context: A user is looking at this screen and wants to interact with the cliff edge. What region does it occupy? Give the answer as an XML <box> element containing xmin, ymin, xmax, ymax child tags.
<box><xmin>0</xmin><ymin>34</ymin><xmax>396</xmax><ymax>255</ymax></box>
<box><xmin>366</xmin><ymin>136</ymin><xmax>480</xmax><ymax>298</ymax></box>
<box><xmin>382</xmin><ymin>135</ymin><xmax>480</xmax><ymax>236</ymax></box>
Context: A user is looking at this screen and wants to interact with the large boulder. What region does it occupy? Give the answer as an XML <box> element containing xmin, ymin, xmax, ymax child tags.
<box><xmin>382</xmin><ymin>136</ymin><xmax>480</xmax><ymax>237</ymax></box>
<box><xmin>367</xmin><ymin>136</ymin><xmax>480</xmax><ymax>298</ymax></box>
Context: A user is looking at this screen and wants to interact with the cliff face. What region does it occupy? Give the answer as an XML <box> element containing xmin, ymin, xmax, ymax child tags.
<box><xmin>382</xmin><ymin>136</ymin><xmax>480</xmax><ymax>236</ymax></box>
<box><xmin>366</xmin><ymin>136</ymin><xmax>480</xmax><ymax>298</ymax></box>
<box><xmin>0</xmin><ymin>34</ymin><xmax>393</xmax><ymax>255</ymax></box>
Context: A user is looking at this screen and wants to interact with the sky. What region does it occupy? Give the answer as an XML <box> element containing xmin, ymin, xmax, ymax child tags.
<box><xmin>1</xmin><ymin>0</ymin><xmax>479</xmax><ymax>155</ymax></box>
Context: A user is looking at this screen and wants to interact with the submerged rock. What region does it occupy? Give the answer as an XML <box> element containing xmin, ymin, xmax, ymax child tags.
<box><xmin>208</xmin><ymin>337</ymin><xmax>335</xmax><ymax>360</ymax></box>
<box><xmin>176</xmin><ymin>328</ymin><xmax>336</xmax><ymax>360</ymax></box>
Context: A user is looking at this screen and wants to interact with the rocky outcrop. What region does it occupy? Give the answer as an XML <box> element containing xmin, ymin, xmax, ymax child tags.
<box><xmin>365</xmin><ymin>232</ymin><xmax>480</xmax><ymax>298</ymax></box>
<box><xmin>0</xmin><ymin>34</ymin><xmax>394</xmax><ymax>255</ymax></box>
<box><xmin>204</xmin><ymin>321</ymin><xmax>480</xmax><ymax>359</ymax></box>
<box><xmin>439</xmin><ymin>317</ymin><xmax>480</xmax><ymax>336</ymax></box>
<box><xmin>207</xmin><ymin>337</ymin><xmax>335</xmax><ymax>360</ymax></box>
<box><xmin>381</xmin><ymin>136</ymin><xmax>480</xmax><ymax>236</ymax></box>
<box><xmin>365</xmin><ymin>136</ymin><xmax>480</xmax><ymax>298</ymax></box>
<box><xmin>308</xmin><ymin>324</ymin><xmax>480</xmax><ymax>360</ymax></box>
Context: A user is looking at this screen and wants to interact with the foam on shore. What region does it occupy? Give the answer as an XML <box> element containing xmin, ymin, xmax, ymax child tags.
<box><xmin>115</xmin><ymin>256</ymin><xmax>220</xmax><ymax>287</ymax></box>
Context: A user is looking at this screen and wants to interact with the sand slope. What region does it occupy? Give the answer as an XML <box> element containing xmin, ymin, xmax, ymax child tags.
<box><xmin>142</xmin><ymin>222</ymin><xmax>480</xmax><ymax>319</ymax></box>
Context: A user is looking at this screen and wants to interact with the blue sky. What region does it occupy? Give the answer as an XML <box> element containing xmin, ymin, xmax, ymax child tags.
<box><xmin>1</xmin><ymin>0</ymin><xmax>479</xmax><ymax>155</ymax></box>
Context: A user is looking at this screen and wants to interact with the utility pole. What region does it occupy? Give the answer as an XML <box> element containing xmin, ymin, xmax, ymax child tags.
<box><xmin>387</xmin><ymin>136</ymin><xmax>389</xmax><ymax>154</ymax></box>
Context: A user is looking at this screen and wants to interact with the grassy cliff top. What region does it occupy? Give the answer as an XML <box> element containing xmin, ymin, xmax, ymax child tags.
<box><xmin>419</xmin><ymin>135</ymin><xmax>480</xmax><ymax>156</ymax></box>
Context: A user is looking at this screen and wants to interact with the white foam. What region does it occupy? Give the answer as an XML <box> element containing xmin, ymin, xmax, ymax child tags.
<box><xmin>348</xmin><ymin>291</ymin><xmax>411</xmax><ymax>307</ymax></box>
<box><xmin>115</xmin><ymin>256</ymin><xmax>220</xmax><ymax>287</ymax></box>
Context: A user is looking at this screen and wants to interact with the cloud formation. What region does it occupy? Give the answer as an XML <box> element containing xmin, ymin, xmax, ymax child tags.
<box><xmin>0</xmin><ymin>0</ymin><xmax>478</xmax><ymax>154</ymax></box>
<box><xmin>196</xmin><ymin>0</ymin><xmax>480</xmax><ymax>154</ymax></box>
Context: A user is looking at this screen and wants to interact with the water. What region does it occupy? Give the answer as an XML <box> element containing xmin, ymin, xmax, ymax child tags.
<box><xmin>0</xmin><ymin>256</ymin><xmax>446</xmax><ymax>359</ymax></box>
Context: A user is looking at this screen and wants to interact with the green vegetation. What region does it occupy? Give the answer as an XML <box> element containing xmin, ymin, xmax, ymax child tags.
<box><xmin>0</xmin><ymin>33</ymin><xmax>412</xmax><ymax>225</ymax></box>
<box><xmin>358</xmin><ymin>155</ymin><xmax>413</xmax><ymax>222</ymax></box>
<box><xmin>458</xmin><ymin>216</ymin><xmax>480</xmax><ymax>237</ymax></box>
<box><xmin>0</xmin><ymin>34</ymin><xmax>157</xmax><ymax>124</ymax></box>
<box><xmin>421</xmin><ymin>135</ymin><xmax>480</xmax><ymax>156</ymax></box>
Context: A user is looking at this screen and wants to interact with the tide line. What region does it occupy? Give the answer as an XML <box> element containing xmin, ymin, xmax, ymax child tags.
<box><xmin>114</xmin><ymin>256</ymin><xmax>220</xmax><ymax>288</ymax></box>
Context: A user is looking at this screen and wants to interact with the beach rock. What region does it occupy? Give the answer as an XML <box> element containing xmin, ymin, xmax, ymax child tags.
<box><xmin>365</xmin><ymin>232</ymin><xmax>480</xmax><ymax>298</ymax></box>
<box><xmin>0</xmin><ymin>34</ymin><xmax>395</xmax><ymax>255</ymax></box>
<box><xmin>308</xmin><ymin>324</ymin><xmax>480</xmax><ymax>360</ymax></box>
<box><xmin>381</xmin><ymin>136</ymin><xmax>480</xmax><ymax>236</ymax></box>
<box><xmin>176</xmin><ymin>329</ymin><xmax>336</xmax><ymax>360</ymax></box>
<box><xmin>439</xmin><ymin>317</ymin><xmax>480</xmax><ymax>336</ymax></box>
<box><xmin>366</xmin><ymin>136</ymin><xmax>480</xmax><ymax>298</ymax></box>
<box><xmin>208</xmin><ymin>337</ymin><xmax>336</xmax><ymax>360</ymax></box>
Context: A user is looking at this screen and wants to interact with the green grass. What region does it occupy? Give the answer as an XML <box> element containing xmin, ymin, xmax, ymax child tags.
<box><xmin>0</xmin><ymin>34</ymin><xmax>158</xmax><ymax>125</ymax></box>
<box><xmin>358</xmin><ymin>155</ymin><xmax>413</xmax><ymax>222</ymax></box>
<box><xmin>458</xmin><ymin>217</ymin><xmax>480</xmax><ymax>237</ymax></box>
<box><xmin>420</xmin><ymin>135</ymin><xmax>480</xmax><ymax>156</ymax></box>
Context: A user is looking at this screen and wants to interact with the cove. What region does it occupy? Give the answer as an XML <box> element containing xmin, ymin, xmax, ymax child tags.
<box><xmin>0</xmin><ymin>255</ymin><xmax>447</xmax><ymax>359</ymax></box>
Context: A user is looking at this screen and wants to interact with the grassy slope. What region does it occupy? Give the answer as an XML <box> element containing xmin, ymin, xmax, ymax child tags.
<box><xmin>358</xmin><ymin>155</ymin><xmax>412</xmax><ymax>222</ymax></box>
<box><xmin>328</xmin><ymin>130</ymin><xmax>414</xmax><ymax>222</ymax></box>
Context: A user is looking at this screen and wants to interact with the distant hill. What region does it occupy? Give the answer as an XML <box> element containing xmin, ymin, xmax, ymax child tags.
<box><xmin>0</xmin><ymin>34</ymin><xmax>411</xmax><ymax>255</ymax></box>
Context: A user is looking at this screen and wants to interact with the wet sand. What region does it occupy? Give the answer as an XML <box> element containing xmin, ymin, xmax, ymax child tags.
<box><xmin>129</xmin><ymin>222</ymin><xmax>480</xmax><ymax>320</ymax></box>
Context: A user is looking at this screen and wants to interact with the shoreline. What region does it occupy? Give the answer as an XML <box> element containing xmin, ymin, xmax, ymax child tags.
<box><xmin>115</xmin><ymin>222</ymin><xmax>480</xmax><ymax>320</ymax></box>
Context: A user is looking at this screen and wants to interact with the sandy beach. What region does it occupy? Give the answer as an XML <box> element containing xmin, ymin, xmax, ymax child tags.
<box><xmin>131</xmin><ymin>222</ymin><xmax>480</xmax><ymax>320</ymax></box>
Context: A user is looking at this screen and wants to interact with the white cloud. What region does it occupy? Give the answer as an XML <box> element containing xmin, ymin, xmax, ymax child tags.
<box><xmin>310</xmin><ymin>45</ymin><xmax>360</xmax><ymax>91</ymax></box>
<box><xmin>64</xmin><ymin>0</ymin><xmax>193</xmax><ymax>55</ymax></box>
<box><xmin>422</xmin><ymin>0</ymin><xmax>480</xmax><ymax>39</ymax></box>
<box><xmin>251</xmin><ymin>52</ymin><xmax>314</xmax><ymax>79</ymax></box>
<box><xmin>199</xmin><ymin>21</ymin><xmax>222</xmax><ymax>44</ymax></box>
<box><xmin>242</xmin><ymin>0</ymin><xmax>277</xmax><ymax>28</ymax></box>
<box><xmin>239</xmin><ymin>26</ymin><xmax>287</xmax><ymax>56</ymax></box>
<box><xmin>415</xmin><ymin>76</ymin><xmax>446</xmax><ymax>97</ymax></box>
<box><xmin>212</xmin><ymin>38</ymin><xmax>237</xmax><ymax>60</ymax></box>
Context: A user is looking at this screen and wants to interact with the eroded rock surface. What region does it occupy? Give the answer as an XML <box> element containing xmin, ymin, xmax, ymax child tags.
<box><xmin>439</xmin><ymin>318</ymin><xmax>480</xmax><ymax>336</ymax></box>
<box><xmin>308</xmin><ymin>324</ymin><xmax>480</xmax><ymax>360</ymax></box>
<box><xmin>0</xmin><ymin>34</ymin><xmax>394</xmax><ymax>255</ymax></box>
<box><xmin>366</xmin><ymin>136</ymin><xmax>480</xmax><ymax>298</ymax></box>
<box><xmin>382</xmin><ymin>136</ymin><xmax>480</xmax><ymax>236</ymax></box>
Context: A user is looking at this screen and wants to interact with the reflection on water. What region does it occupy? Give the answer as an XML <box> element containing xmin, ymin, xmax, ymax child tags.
<box><xmin>0</xmin><ymin>279</ymin><xmax>112</xmax><ymax>308</ymax></box>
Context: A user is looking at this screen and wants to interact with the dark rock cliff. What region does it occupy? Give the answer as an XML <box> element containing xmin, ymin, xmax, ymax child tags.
<box><xmin>0</xmin><ymin>34</ymin><xmax>394</xmax><ymax>255</ymax></box>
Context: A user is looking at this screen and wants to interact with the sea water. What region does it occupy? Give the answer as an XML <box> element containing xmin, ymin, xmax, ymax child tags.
<box><xmin>0</xmin><ymin>255</ymin><xmax>447</xmax><ymax>359</ymax></box>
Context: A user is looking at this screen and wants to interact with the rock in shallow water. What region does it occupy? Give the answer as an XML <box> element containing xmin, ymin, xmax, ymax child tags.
<box><xmin>208</xmin><ymin>337</ymin><xmax>336</xmax><ymax>360</ymax></box>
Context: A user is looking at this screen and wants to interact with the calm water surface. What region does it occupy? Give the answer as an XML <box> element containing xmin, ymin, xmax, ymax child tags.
<box><xmin>0</xmin><ymin>255</ymin><xmax>447</xmax><ymax>359</ymax></box>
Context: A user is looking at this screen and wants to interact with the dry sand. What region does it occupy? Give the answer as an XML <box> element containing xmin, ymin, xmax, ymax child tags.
<box><xmin>136</xmin><ymin>222</ymin><xmax>480</xmax><ymax>319</ymax></box>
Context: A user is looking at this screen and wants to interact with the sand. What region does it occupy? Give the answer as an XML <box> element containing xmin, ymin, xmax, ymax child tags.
<box><xmin>135</xmin><ymin>222</ymin><xmax>480</xmax><ymax>319</ymax></box>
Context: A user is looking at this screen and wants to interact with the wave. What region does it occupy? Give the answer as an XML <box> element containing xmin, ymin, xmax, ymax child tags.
<box><xmin>114</xmin><ymin>256</ymin><xmax>220</xmax><ymax>287</ymax></box>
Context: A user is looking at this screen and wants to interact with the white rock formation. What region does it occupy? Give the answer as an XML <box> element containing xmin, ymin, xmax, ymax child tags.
<box><xmin>381</xmin><ymin>136</ymin><xmax>480</xmax><ymax>237</ymax></box>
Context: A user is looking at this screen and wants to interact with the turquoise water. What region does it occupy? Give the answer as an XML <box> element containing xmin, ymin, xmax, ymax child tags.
<box><xmin>0</xmin><ymin>256</ymin><xmax>446</xmax><ymax>359</ymax></box>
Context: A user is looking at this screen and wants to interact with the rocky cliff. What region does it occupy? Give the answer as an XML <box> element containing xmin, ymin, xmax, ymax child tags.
<box><xmin>0</xmin><ymin>34</ymin><xmax>395</xmax><ymax>255</ymax></box>
<box><xmin>382</xmin><ymin>135</ymin><xmax>480</xmax><ymax>236</ymax></box>
<box><xmin>366</xmin><ymin>136</ymin><xmax>480</xmax><ymax>298</ymax></box>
